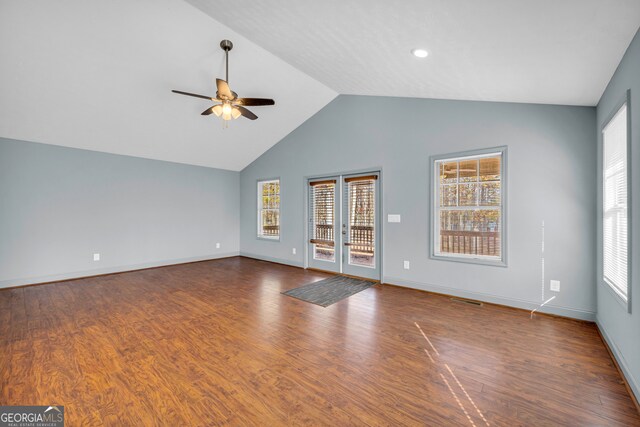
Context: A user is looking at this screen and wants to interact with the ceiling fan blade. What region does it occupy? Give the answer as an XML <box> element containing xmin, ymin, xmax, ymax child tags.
<box><xmin>172</xmin><ymin>90</ymin><xmax>216</xmax><ymax>101</ymax></box>
<box><xmin>216</xmin><ymin>79</ymin><xmax>234</xmax><ymax>100</ymax></box>
<box><xmin>201</xmin><ymin>106</ymin><xmax>216</xmax><ymax>115</ymax></box>
<box><xmin>236</xmin><ymin>105</ymin><xmax>258</xmax><ymax>120</ymax></box>
<box><xmin>234</xmin><ymin>98</ymin><xmax>275</xmax><ymax>106</ymax></box>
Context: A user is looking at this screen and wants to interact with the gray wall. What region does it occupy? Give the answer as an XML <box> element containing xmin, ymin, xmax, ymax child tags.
<box><xmin>0</xmin><ymin>138</ymin><xmax>239</xmax><ymax>288</ymax></box>
<box><xmin>596</xmin><ymin>29</ymin><xmax>640</xmax><ymax>401</ymax></box>
<box><xmin>240</xmin><ymin>95</ymin><xmax>597</xmax><ymax>320</ymax></box>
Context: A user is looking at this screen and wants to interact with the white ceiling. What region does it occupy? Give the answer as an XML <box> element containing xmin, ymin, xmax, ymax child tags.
<box><xmin>2</xmin><ymin>1</ymin><xmax>639</xmax><ymax>171</ymax></box>
<box><xmin>0</xmin><ymin>0</ymin><xmax>337</xmax><ymax>171</ymax></box>
<box><xmin>187</xmin><ymin>0</ymin><xmax>640</xmax><ymax>106</ymax></box>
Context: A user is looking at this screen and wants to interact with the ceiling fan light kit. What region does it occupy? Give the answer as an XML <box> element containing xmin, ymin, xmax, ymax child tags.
<box><xmin>172</xmin><ymin>39</ymin><xmax>275</xmax><ymax>127</ymax></box>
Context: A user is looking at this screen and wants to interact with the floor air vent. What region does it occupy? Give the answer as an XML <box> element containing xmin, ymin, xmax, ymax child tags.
<box><xmin>450</xmin><ymin>297</ymin><xmax>483</xmax><ymax>306</ymax></box>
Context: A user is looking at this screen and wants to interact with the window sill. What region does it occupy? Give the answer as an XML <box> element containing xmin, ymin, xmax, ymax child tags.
<box><xmin>600</xmin><ymin>280</ymin><xmax>631</xmax><ymax>313</ymax></box>
<box><xmin>257</xmin><ymin>236</ymin><xmax>280</xmax><ymax>242</ymax></box>
<box><xmin>430</xmin><ymin>253</ymin><xmax>507</xmax><ymax>268</ymax></box>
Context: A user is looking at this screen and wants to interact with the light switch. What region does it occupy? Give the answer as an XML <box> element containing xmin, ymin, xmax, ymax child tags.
<box><xmin>404</xmin><ymin>260</ymin><xmax>410</xmax><ymax>270</ymax></box>
<box><xmin>388</xmin><ymin>214</ymin><xmax>401</xmax><ymax>223</ymax></box>
<box><xmin>216</xmin><ymin>243</ymin><xmax>221</xmax><ymax>249</ymax></box>
<box><xmin>93</xmin><ymin>253</ymin><xmax>100</xmax><ymax>261</ymax></box>
<box><xmin>550</xmin><ymin>280</ymin><xmax>560</xmax><ymax>292</ymax></box>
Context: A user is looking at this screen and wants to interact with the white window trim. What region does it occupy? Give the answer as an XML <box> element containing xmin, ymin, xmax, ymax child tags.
<box><xmin>429</xmin><ymin>147</ymin><xmax>508</xmax><ymax>267</ymax></box>
<box><xmin>257</xmin><ymin>178</ymin><xmax>281</xmax><ymax>241</ymax></box>
<box><xmin>600</xmin><ymin>93</ymin><xmax>632</xmax><ymax>313</ymax></box>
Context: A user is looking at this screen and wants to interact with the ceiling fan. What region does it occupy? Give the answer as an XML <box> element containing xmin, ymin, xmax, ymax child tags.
<box><xmin>172</xmin><ymin>40</ymin><xmax>274</xmax><ymax>123</ymax></box>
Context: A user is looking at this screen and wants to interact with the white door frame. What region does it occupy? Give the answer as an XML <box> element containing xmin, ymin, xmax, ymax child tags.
<box><xmin>303</xmin><ymin>167</ymin><xmax>384</xmax><ymax>281</ymax></box>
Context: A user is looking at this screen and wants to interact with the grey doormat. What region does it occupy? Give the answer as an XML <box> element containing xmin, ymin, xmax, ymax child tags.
<box><xmin>282</xmin><ymin>275</ymin><xmax>376</xmax><ymax>307</ymax></box>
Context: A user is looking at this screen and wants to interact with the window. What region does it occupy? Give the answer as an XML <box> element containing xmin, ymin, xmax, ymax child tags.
<box><xmin>257</xmin><ymin>179</ymin><xmax>280</xmax><ymax>240</ymax></box>
<box><xmin>602</xmin><ymin>103</ymin><xmax>629</xmax><ymax>302</ymax></box>
<box><xmin>432</xmin><ymin>149</ymin><xmax>505</xmax><ymax>265</ymax></box>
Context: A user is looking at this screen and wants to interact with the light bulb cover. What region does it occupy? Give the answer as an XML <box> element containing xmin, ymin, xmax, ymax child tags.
<box><xmin>212</xmin><ymin>104</ymin><xmax>223</xmax><ymax>116</ymax></box>
<box><xmin>231</xmin><ymin>107</ymin><xmax>241</xmax><ymax>119</ymax></box>
<box><xmin>411</xmin><ymin>48</ymin><xmax>429</xmax><ymax>58</ymax></box>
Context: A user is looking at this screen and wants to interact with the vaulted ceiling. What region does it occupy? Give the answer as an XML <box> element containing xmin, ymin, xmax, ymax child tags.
<box><xmin>188</xmin><ymin>0</ymin><xmax>640</xmax><ymax>107</ymax></box>
<box><xmin>0</xmin><ymin>0</ymin><xmax>337</xmax><ymax>171</ymax></box>
<box><xmin>1</xmin><ymin>1</ymin><xmax>639</xmax><ymax>171</ymax></box>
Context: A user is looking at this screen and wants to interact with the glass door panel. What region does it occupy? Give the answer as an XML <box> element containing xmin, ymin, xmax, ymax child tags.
<box><xmin>342</xmin><ymin>173</ymin><xmax>380</xmax><ymax>280</ymax></box>
<box><xmin>307</xmin><ymin>177</ymin><xmax>340</xmax><ymax>273</ymax></box>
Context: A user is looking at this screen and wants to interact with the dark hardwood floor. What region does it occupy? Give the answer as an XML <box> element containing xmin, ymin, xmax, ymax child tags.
<box><xmin>1</xmin><ymin>256</ymin><xmax>638</xmax><ymax>426</ymax></box>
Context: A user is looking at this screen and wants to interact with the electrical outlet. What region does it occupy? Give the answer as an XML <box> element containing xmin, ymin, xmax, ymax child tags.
<box><xmin>93</xmin><ymin>253</ymin><xmax>100</xmax><ymax>261</ymax></box>
<box><xmin>292</xmin><ymin>248</ymin><xmax>297</xmax><ymax>255</ymax></box>
<box><xmin>403</xmin><ymin>260</ymin><xmax>410</xmax><ymax>270</ymax></box>
<box><xmin>550</xmin><ymin>280</ymin><xmax>560</xmax><ymax>292</ymax></box>
<box><xmin>216</xmin><ymin>243</ymin><xmax>221</xmax><ymax>249</ymax></box>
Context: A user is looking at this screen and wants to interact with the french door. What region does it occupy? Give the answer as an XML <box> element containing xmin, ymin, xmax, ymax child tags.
<box><xmin>307</xmin><ymin>172</ymin><xmax>380</xmax><ymax>281</ymax></box>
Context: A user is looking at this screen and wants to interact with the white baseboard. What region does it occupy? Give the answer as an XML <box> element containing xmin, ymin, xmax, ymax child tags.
<box><xmin>239</xmin><ymin>252</ymin><xmax>304</xmax><ymax>268</ymax></box>
<box><xmin>0</xmin><ymin>252</ymin><xmax>240</xmax><ymax>289</ymax></box>
<box><xmin>383</xmin><ymin>276</ymin><xmax>596</xmax><ymax>321</ymax></box>
<box><xmin>596</xmin><ymin>317</ymin><xmax>640</xmax><ymax>404</ymax></box>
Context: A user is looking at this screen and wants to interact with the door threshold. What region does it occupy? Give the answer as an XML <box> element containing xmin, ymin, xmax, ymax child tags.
<box><xmin>306</xmin><ymin>267</ymin><xmax>379</xmax><ymax>284</ymax></box>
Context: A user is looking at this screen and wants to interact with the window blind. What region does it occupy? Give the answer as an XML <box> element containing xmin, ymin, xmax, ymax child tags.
<box><xmin>346</xmin><ymin>178</ymin><xmax>375</xmax><ymax>267</ymax></box>
<box><xmin>309</xmin><ymin>181</ymin><xmax>336</xmax><ymax>261</ymax></box>
<box><xmin>309</xmin><ymin>181</ymin><xmax>335</xmax><ymax>246</ymax></box>
<box><xmin>602</xmin><ymin>103</ymin><xmax>628</xmax><ymax>300</ymax></box>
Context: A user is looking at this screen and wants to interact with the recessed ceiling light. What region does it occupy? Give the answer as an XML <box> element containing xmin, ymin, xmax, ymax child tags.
<box><xmin>411</xmin><ymin>48</ymin><xmax>429</xmax><ymax>58</ymax></box>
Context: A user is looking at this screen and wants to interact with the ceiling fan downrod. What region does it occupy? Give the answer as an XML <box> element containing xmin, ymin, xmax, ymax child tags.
<box><xmin>220</xmin><ymin>39</ymin><xmax>233</xmax><ymax>83</ymax></box>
